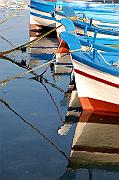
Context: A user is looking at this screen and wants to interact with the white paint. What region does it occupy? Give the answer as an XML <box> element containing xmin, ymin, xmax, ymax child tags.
<box><xmin>73</xmin><ymin>59</ymin><xmax>119</xmax><ymax>105</ymax></box>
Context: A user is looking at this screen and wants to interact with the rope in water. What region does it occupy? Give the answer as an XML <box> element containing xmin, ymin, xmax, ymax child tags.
<box><xmin>0</xmin><ymin>34</ymin><xmax>16</xmax><ymax>47</ymax></box>
<box><xmin>40</xmin><ymin>82</ymin><xmax>63</xmax><ymax>122</ymax></box>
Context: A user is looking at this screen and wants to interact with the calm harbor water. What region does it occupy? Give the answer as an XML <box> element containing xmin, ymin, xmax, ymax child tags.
<box><xmin>0</xmin><ymin>1</ymin><xmax>119</xmax><ymax>180</ymax></box>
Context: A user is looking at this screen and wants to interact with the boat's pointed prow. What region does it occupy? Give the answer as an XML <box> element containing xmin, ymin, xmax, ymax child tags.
<box><xmin>60</xmin><ymin>18</ymin><xmax>76</xmax><ymax>33</ymax></box>
<box><xmin>60</xmin><ymin>32</ymin><xmax>81</xmax><ymax>50</ymax></box>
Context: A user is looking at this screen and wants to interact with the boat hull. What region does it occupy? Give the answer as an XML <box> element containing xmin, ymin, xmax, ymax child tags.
<box><xmin>30</xmin><ymin>8</ymin><xmax>57</xmax><ymax>28</ymax></box>
<box><xmin>72</xmin><ymin>59</ymin><xmax>119</xmax><ymax>113</ymax></box>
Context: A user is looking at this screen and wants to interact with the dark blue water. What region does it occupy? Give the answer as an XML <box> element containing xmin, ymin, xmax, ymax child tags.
<box><xmin>0</xmin><ymin>3</ymin><xmax>119</xmax><ymax>180</ymax></box>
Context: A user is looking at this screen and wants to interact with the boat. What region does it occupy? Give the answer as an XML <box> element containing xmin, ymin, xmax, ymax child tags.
<box><xmin>60</xmin><ymin>31</ymin><xmax>119</xmax><ymax>113</ymax></box>
<box><xmin>30</xmin><ymin>0</ymin><xmax>119</xmax><ymax>35</ymax></box>
<box><xmin>60</xmin><ymin>18</ymin><xmax>119</xmax><ymax>46</ymax></box>
<box><xmin>61</xmin><ymin>6</ymin><xmax>119</xmax><ymax>37</ymax></box>
<box><xmin>29</xmin><ymin>0</ymin><xmax>119</xmax><ymax>59</ymax></box>
<box><xmin>31</xmin><ymin>0</ymin><xmax>119</xmax><ymax>14</ymax></box>
<box><xmin>74</xmin><ymin>1</ymin><xmax>119</xmax><ymax>26</ymax></box>
<box><xmin>68</xmin><ymin>110</ymin><xmax>119</xmax><ymax>171</ymax></box>
<box><xmin>30</xmin><ymin>0</ymin><xmax>58</xmax><ymax>28</ymax></box>
<box><xmin>54</xmin><ymin>17</ymin><xmax>119</xmax><ymax>75</ymax></box>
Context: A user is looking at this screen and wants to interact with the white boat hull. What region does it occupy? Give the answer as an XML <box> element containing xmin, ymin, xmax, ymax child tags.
<box><xmin>72</xmin><ymin>59</ymin><xmax>119</xmax><ymax>113</ymax></box>
<box><xmin>76</xmin><ymin>26</ymin><xmax>119</xmax><ymax>40</ymax></box>
<box><xmin>30</xmin><ymin>8</ymin><xmax>57</xmax><ymax>28</ymax></box>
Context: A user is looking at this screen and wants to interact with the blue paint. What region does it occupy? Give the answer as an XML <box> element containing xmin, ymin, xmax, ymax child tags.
<box><xmin>60</xmin><ymin>18</ymin><xmax>119</xmax><ymax>47</ymax></box>
<box><xmin>60</xmin><ymin>32</ymin><xmax>119</xmax><ymax>77</ymax></box>
<box><xmin>30</xmin><ymin>1</ymin><xmax>119</xmax><ymax>36</ymax></box>
<box><xmin>84</xmin><ymin>23</ymin><xmax>88</xmax><ymax>35</ymax></box>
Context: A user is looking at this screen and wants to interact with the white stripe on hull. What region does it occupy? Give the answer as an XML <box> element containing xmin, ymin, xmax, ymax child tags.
<box><xmin>73</xmin><ymin>59</ymin><xmax>119</xmax><ymax>105</ymax></box>
<box><xmin>99</xmin><ymin>21</ymin><xmax>119</xmax><ymax>28</ymax></box>
<box><xmin>76</xmin><ymin>26</ymin><xmax>119</xmax><ymax>40</ymax></box>
<box><xmin>30</xmin><ymin>8</ymin><xmax>56</xmax><ymax>27</ymax></box>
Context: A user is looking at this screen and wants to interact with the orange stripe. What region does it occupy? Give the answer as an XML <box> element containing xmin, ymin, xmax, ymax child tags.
<box><xmin>80</xmin><ymin>97</ymin><xmax>119</xmax><ymax>113</ymax></box>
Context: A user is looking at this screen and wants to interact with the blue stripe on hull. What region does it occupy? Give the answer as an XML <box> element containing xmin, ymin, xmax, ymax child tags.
<box><xmin>60</xmin><ymin>32</ymin><xmax>119</xmax><ymax>77</ymax></box>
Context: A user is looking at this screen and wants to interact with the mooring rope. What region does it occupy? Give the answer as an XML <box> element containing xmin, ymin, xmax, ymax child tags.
<box><xmin>2</xmin><ymin>41</ymin><xmax>117</xmax><ymax>87</ymax></box>
<box><xmin>40</xmin><ymin>54</ymin><xmax>56</xmax><ymax>76</ymax></box>
<box><xmin>70</xmin><ymin>46</ymin><xmax>118</xmax><ymax>67</ymax></box>
<box><xmin>96</xmin><ymin>50</ymin><xmax>114</xmax><ymax>66</ymax></box>
<box><xmin>67</xmin><ymin>45</ymin><xmax>118</xmax><ymax>67</ymax></box>
<box><xmin>1</xmin><ymin>53</ymin><xmax>65</xmax><ymax>123</ymax></box>
<box><xmin>0</xmin><ymin>59</ymin><xmax>56</xmax><ymax>86</ymax></box>
<box><xmin>0</xmin><ymin>24</ymin><xmax>62</xmax><ymax>56</ymax></box>
<box><xmin>68</xmin><ymin>14</ymin><xmax>114</xmax><ymax>31</ymax></box>
<box><xmin>30</xmin><ymin>76</ymin><xmax>64</xmax><ymax>122</ymax></box>
<box><xmin>68</xmin><ymin>14</ymin><xmax>101</xmax><ymax>29</ymax></box>
<box><xmin>0</xmin><ymin>54</ymin><xmax>65</xmax><ymax>92</ymax></box>
<box><xmin>0</xmin><ymin>41</ymin><xmax>94</xmax><ymax>87</ymax></box>
<box><xmin>0</xmin><ymin>48</ymin><xmax>71</xmax><ymax>87</ymax></box>
<box><xmin>0</xmin><ymin>51</ymin><xmax>71</xmax><ymax>87</ymax></box>
<box><xmin>68</xmin><ymin>15</ymin><xmax>89</xmax><ymax>23</ymax></box>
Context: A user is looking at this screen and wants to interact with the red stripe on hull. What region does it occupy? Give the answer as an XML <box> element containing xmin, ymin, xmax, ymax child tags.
<box><xmin>80</xmin><ymin>97</ymin><xmax>119</xmax><ymax>114</ymax></box>
<box><xmin>74</xmin><ymin>68</ymin><xmax>119</xmax><ymax>88</ymax></box>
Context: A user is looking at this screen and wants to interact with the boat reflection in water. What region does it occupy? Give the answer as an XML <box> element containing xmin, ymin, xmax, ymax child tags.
<box><xmin>45</xmin><ymin>42</ymin><xmax>119</xmax><ymax>178</ymax></box>
<box><xmin>68</xmin><ymin>110</ymin><xmax>119</xmax><ymax>172</ymax></box>
<box><xmin>59</xmin><ymin>87</ymin><xmax>119</xmax><ymax>179</ymax></box>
